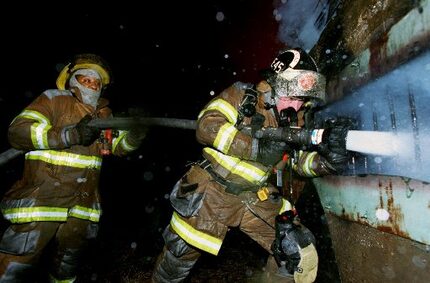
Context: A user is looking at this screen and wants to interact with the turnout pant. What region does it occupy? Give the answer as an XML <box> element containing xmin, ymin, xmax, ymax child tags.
<box><xmin>0</xmin><ymin>217</ymin><xmax>98</xmax><ymax>283</ymax></box>
<box><xmin>151</xmin><ymin>165</ymin><xmax>293</xmax><ymax>282</ymax></box>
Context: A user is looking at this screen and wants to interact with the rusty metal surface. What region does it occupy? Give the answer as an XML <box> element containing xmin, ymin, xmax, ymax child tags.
<box><xmin>326</xmin><ymin>213</ymin><xmax>430</xmax><ymax>282</ymax></box>
<box><xmin>324</xmin><ymin>0</ymin><xmax>430</xmax><ymax>102</ymax></box>
<box><xmin>314</xmin><ymin>176</ymin><xmax>430</xmax><ymax>245</ymax></box>
<box><xmin>312</xmin><ymin>0</ymin><xmax>418</xmax><ymax>78</ymax></box>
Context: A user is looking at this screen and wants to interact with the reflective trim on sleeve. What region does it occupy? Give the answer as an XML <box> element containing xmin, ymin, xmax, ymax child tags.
<box><xmin>30</xmin><ymin>123</ymin><xmax>52</xmax><ymax>149</ymax></box>
<box><xmin>14</xmin><ymin>110</ymin><xmax>50</xmax><ymax>125</ymax></box>
<box><xmin>25</xmin><ymin>150</ymin><xmax>102</xmax><ymax>169</ymax></box>
<box><xmin>112</xmin><ymin>130</ymin><xmax>137</xmax><ymax>153</ymax></box>
<box><xmin>197</xmin><ymin>99</ymin><xmax>238</xmax><ymax>124</ymax></box>
<box><xmin>49</xmin><ymin>274</ymin><xmax>76</xmax><ymax>283</ymax></box>
<box><xmin>204</xmin><ymin>148</ymin><xmax>268</xmax><ymax>184</ymax></box>
<box><xmin>213</xmin><ymin>123</ymin><xmax>238</xmax><ymax>154</ymax></box>
<box><xmin>300</xmin><ymin>151</ymin><xmax>318</xmax><ymax>177</ymax></box>
<box><xmin>170</xmin><ymin>212</ymin><xmax>223</xmax><ymax>256</ymax></box>
<box><xmin>279</xmin><ymin>198</ymin><xmax>293</xmax><ymax>214</ymax></box>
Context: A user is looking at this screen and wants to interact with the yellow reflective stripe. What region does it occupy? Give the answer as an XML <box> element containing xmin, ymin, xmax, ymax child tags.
<box><xmin>15</xmin><ymin>110</ymin><xmax>50</xmax><ymax>125</ymax></box>
<box><xmin>112</xmin><ymin>130</ymin><xmax>127</xmax><ymax>153</ymax></box>
<box><xmin>302</xmin><ymin>151</ymin><xmax>318</xmax><ymax>177</ymax></box>
<box><xmin>213</xmin><ymin>123</ymin><xmax>238</xmax><ymax>154</ymax></box>
<box><xmin>170</xmin><ymin>212</ymin><xmax>222</xmax><ymax>256</ymax></box>
<box><xmin>2</xmin><ymin>205</ymin><xmax>101</xmax><ymax>223</ymax></box>
<box><xmin>30</xmin><ymin>123</ymin><xmax>51</xmax><ymax>149</ymax></box>
<box><xmin>69</xmin><ymin>205</ymin><xmax>101</xmax><ymax>222</ymax></box>
<box><xmin>25</xmin><ymin>150</ymin><xmax>102</xmax><ymax>169</ymax></box>
<box><xmin>2</xmin><ymin>207</ymin><xmax>68</xmax><ymax>222</ymax></box>
<box><xmin>279</xmin><ymin>198</ymin><xmax>293</xmax><ymax>214</ymax></box>
<box><xmin>204</xmin><ymin>148</ymin><xmax>268</xmax><ymax>184</ymax></box>
<box><xmin>121</xmin><ymin>134</ymin><xmax>138</xmax><ymax>152</ymax></box>
<box><xmin>49</xmin><ymin>274</ymin><xmax>76</xmax><ymax>283</ymax></box>
<box><xmin>198</xmin><ymin>99</ymin><xmax>238</xmax><ymax>124</ymax></box>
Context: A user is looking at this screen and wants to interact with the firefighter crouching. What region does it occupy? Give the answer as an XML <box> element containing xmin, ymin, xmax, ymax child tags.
<box><xmin>151</xmin><ymin>48</ymin><xmax>349</xmax><ymax>283</ymax></box>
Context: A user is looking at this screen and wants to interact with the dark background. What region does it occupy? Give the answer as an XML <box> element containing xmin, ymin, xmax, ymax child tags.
<box><xmin>0</xmin><ymin>1</ymin><xmax>339</xmax><ymax>282</ymax></box>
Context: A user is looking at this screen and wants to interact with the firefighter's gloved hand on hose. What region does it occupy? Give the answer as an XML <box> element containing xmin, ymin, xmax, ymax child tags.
<box><xmin>254</xmin><ymin>138</ymin><xmax>286</xmax><ymax>166</ymax></box>
<box><xmin>271</xmin><ymin>210</ymin><xmax>318</xmax><ymax>283</ymax></box>
<box><xmin>318</xmin><ymin>117</ymin><xmax>352</xmax><ymax>173</ymax></box>
<box><xmin>126</xmin><ymin>126</ymin><xmax>148</xmax><ymax>145</ymax></box>
<box><xmin>66</xmin><ymin>115</ymin><xmax>100</xmax><ymax>146</ymax></box>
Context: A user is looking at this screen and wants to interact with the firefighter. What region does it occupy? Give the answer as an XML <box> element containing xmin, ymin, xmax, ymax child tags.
<box><xmin>151</xmin><ymin>48</ymin><xmax>349</xmax><ymax>283</ymax></box>
<box><xmin>0</xmin><ymin>54</ymin><xmax>146</xmax><ymax>282</ymax></box>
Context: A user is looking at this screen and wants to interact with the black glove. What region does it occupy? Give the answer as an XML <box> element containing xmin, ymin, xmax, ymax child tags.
<box><xmin>68</xmin><ymin>115</ymin><xmax>100</xmax><ymax>146</ymax></box>
<box><xmin>318</xmin><ymin>143</ymin><xmax>349</xmax><ymax>173</ymax></box>
<box><xmin>255</xmin><ymin>139</ymin><xmax>286</xmax><ymax>166</ymax></box>
<box><xmin>126</xmin><ymin>126</ymin><xmax>147</xmax><ymax>145</ymax></box>
<box><xmin>318</xmin><ymin>117</ymin><xmax>354</xmax><ymax>173</ymax></box>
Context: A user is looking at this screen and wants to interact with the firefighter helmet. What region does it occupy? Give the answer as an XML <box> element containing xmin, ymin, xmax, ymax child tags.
<box><xmin>262</xmin><ymin>48</ymin><xmax>326</xmax><ymax>104</ymax></box>
<box><xmin>56</xmin><ymin>53</ymin><xmax>112</xmax><ymax>90</ymax></box>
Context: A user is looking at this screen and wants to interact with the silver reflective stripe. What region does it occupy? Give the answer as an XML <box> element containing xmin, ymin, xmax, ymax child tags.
<box><xmin>204</xmin><ymin>148</ymin><xmax>268</xmax><ymax>184</ymax></box>
<box><xmin>2</xmin><ymin>207</ymin><xmax>68</xmax><ymax>222</ymax></box>
<box><xmin>112</xmin><ymin>130</ymin><xmax>137</xmax><ymax>153</ymax></box>
<box><xmin>14</xmin><ymin>110</ymin><xmax>50</xmax><ymax>125</ymax></box>
<box><xmin>69</xmin><ymin>205</ymin><xmax>101</xmax><ymax>222</ymax></box>
<box><xmin>49</xmin><ymin>273</ymin><xmax>76</xmax><ymax>283</ymax></box>
<box><xmin>170</xmin><ymin>212</ymin><xmax>222</xmax><ymax>256</ymax></box>
<box><xmin>198</xmin><ymin>99</ymin><xmax>238</xmax><ymax>124</ymax></box>
<box><xmin>31</xmin><ymin>123</ymin><xmax>51</xmax><ymax>149</ymax></box>
<box><xmin>300</xmin><ymin>151</ymin><xmax>318</xmax><ymax>177</ymax></box>
<box><xmin>25</xmin><ymin>150</ymin><xmax>102</xmax><ymax>169</ymax></box>
<box><xmin>213</xmin><ymin>123</ymin><xmax>238</xmax><ymax>153</ymax></box>
<box><xmin>2</xmin><ymin>205</ymin><xmax>101</xmax><ymax>223</ymax></box>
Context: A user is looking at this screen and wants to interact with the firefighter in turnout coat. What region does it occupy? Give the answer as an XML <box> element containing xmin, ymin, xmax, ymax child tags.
<box><xmin>0</xmin><ymin>54</ymin><xmax>146</xmax><ymax>282</ymax></box>
<box><xmin>151</xmin><ymin>48</ymin><xmax>348</xmax><ymax>283</ymax></box>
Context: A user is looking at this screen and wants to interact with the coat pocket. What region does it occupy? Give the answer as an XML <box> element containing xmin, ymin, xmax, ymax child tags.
<box><xmin>0</xmin><ymin>225</ymin><xmax>40</xmax><ymax>255</ymax></box>
<box><xmin>170</xmin><ymin>166</ymin><xmax>208</xmax><ymax>218</ymax></box>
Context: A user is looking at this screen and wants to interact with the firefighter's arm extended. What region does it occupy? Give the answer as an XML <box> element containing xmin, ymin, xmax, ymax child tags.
<box><xmin>241</xmin><ymin>118</ymin><xmax>353</xmax><ymax>175</ymax></box>
<box><xmin>8</xmin><ymin>92</ymin><xmax>82</xmax><ymax>151</ymax></box>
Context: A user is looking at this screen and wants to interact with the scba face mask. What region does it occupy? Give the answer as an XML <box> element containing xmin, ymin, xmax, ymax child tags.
<box><xmin>69</xmin><ymin>69</ymin><xmax>102</xmax><ymax>108</ymax></box>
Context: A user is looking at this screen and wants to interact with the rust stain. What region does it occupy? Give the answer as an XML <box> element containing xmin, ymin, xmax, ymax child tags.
<box><xmin>378</xmin><ymin>179</ymin><xmax>384</xmax><ymax>208</ymax></box>
<box><xmin>369</xmin><ymin>31</ymin><xmax>389</xmax><ymax>77</ymax></box>
<box><xmin>376</xmin><ymin>179</ymin><xmax>409</xmax><ymax>238</ymax></box>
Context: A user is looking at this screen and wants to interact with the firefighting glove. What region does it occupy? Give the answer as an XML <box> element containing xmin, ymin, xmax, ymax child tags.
<box><xmin>272</xmin><ymin>211</ymin><xmax>318</xmax><ymax>283</ymax></box>
<box><xmin>254</xmin><ymin>138</ymin><xmax>287</xmax><ymax>166</ymax></box>
<box><xmin>67</xmin><ymin>115</ymin><xmax>100</xmax><ymax>146</ymax></box>
<box><xmin>318</xmin><ymin>117</ymin><xmax>353</xmax><ymax>173</ymax></box>
<box><xmin>126</xmin><ymin>126</ymin><xmax>147</xmax><ymax>146</ymax></box>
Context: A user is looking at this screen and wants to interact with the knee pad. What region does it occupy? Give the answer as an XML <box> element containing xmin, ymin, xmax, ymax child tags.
<box><xmin>162</xmin><ymin>225</ymin><xmax>195</xmax><ymax>258</ymax></box>
<box><xmin>0</xmin><ymin>262</ymin><xmax>34</xmax><ymax>283</ymax></box>
<box><xmin>0</xmin><ymin>226</ymin><xmax>40</xmax><ymax>255</ymax></box>
<box><xmin>50</xmin><ymin>248</ymin><xmax>82</xmax><ymax>280</ymax></box>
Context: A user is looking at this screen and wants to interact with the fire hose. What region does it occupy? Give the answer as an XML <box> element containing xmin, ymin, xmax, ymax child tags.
<box><xmin>1</xmin><ymin>116</ymin><xmax>397</xmax><ymax>167</ymax></box>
